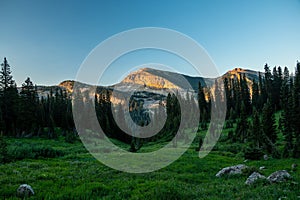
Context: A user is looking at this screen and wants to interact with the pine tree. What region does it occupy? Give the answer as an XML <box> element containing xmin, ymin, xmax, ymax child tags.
<box><xmin>0</xmin><ymin>57</ymin><xmax>19</xmax><ymax>136</ymax></box>
<box><xmin>249</xmin><ymin>108</ymin><xmax>262</xmax><ymax>148</ymax></box>
<box><xmin>240</xmin><ymin>74</ymin><xmax>251</xmax><ymax>114</ymax></box>
<box><xmin>264</xmin><ymin>64</ymin><xmax>273</xmax><ymax>100</ymax></box>
<box><xmin>198</xmin><ymin>81</ymin><xmax>207</xmax><ymax>123</ymax></box>
<box><xmin>258</xmin><ymin>72</ymin><xmax>267</xmax><ymax>110</ymax></box>
<box><xmin>272</xmin><ymin>67</ymin><xmax>282</xmax><ymax>110</ymax></box>
<box><xmin>18</xmin><ymin>77</ymin><xmax>38</xmax><ymax>135</ymax></box>
<box><xmin>251</xmin><ymin>79</ymin><xmax>259</xmax><ymax>109</ymax></box>
<box><xmin>0</xmin><ymin>58</ymin><xmax>15</xmax><ymax>90</ymax></box>
<box><xmin>280</xmin><ymin>67</ymin><xmax>290</xmax><ymax>111</ymax></box>
<box><xmin>262</xmin><ymin>100</ymin><xmax>277</xmax><ymax>143</ymax></box>
<box><xmin>261</xmin><ymin>100</ymin><xmax>279</xmax><ymax>157</ymax></box>
<box><xmin>235</xmin><ymin>102</ymin><xmax>248</xmax><ymax>142</ymax></box>
<box><xmin>292</xmin><ymin>61</ymin><xmax>300</xmax><ymax>158</ymax></box>
<box><xmin>223</xmin><ymin>78</ymin><xmax>231</xmax><ymax>119</ymax></box>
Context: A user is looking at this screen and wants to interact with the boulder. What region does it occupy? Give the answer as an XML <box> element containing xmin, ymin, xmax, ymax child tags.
<box><xmin>267</xmin><ymin>170</ymin><xmax>291</xmax><ymax>183</ymax></box>
<box><xmin>216</xmin><ymin>164</ymin><xmax>247</xmax><ymax>177</ymax></box>
<box><xmin>17</xmin><ymin>184</ymin><xmax>34</xmax><ymax>198</ymax></box>
<box><xmin>245</xmin><ymin>172</ymin><xmax>266</xmax><ymax>185</ymax></box>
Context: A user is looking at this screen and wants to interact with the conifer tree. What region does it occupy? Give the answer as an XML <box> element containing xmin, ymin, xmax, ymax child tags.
<box><xmin>198</xmin><ymin>81</ymin><xmax>207</xmax><ymax>123</ymax></box>
<box><xmin>292</xmin><ymin>61</ymin><xmax>300</xmax><ymax>158</ymax></box>
<box><xmin>262</xmin><ymin>100</ymin><xmax>277</xmax><ymax>143</ymax></box>
<box><xmin>235</xmin><ymin>102</ymin><xmax>248</xmax><ymax>142</ymax></box>
<box><xmin>19</xmin><ymin>77</ymin><xmax>38</xmax><ymax>135</ymax></box>
<box><xmin>0</xmin><ymin>57</ymin><xmax>19</xmax><ymax>136</ymax></box>
<box><xmin>249</xmin><ymin>108</ymin><xmax>262</xmax><ymax>148</ymax></box>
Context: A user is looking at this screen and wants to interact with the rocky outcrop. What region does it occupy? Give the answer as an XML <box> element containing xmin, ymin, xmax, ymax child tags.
<box><xmin>17</xmin><ymin>184</ymin><xmax>34</xmax><ymax>198</ymax></box>
<box><xmin>216</xmin><ymin>164</ymin><xmax>247</xmax><ymax>177</ymax></box>
<box><xmin>122</xmin><ymin>68</ymin><xmax>181</xmax><ymax>89</ymax></box>
<box><xmin>267</xmin><ymin>170</ymin><xmax>291</xmax><ymax>183</ymax></box>
<box><xmin>59</xmin><ymin>80</ymin><xmax>74</xmax><ymax>93</ymax></box>
<box><xmin>245</xmin><ymin>172</ymin><xmax>266</xmax><ymax>185</ymax></box>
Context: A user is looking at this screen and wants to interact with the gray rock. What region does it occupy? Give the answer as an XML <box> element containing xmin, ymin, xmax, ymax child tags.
<box><xmin>267</xmin><ymin>170</ymin><xmax>291</xmax><ymax>183</ymax></box>
<box><xmin>17</xmin><ymin>184</ymin><xmax>34</xmax><ymax>198</ymax></box>
<box><xmin>263</xmin><ymin>154</ymin><xmax>269</xmax><ymax>160</ymax></box>
<box><xmin>245</xmin><ymin>172</ymin><xmax>266</xmax><ymax>185</ymax></box>
<box><xmin>216</xmin><ymin>164</ymin><xmax>247</xmax><ymax>177</ymax></box>
<box><xmin>292</xmin><ymin>163</ymin><xmax>297</xmax><ymax>170</ymax></box>
<box><xmin>259</xmin><ymin>166</ymin><xmax>266</xmax><ymax>170</ymax></box>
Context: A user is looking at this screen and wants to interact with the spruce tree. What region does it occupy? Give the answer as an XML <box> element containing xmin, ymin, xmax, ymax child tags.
<box><xmin>0</xmin><ymin>57</ymin><xmax>19</xmax><ymax>136</ymax></box>
<box><xmin>19</xmin><ymin>77</ymin><xmax>38</xmax><ymax>135</ymax></box>
<box><xmin>292</xmin><ymin>61</ymin><xmax>300</xmax><ymax>158</ymax></box>
<box><xmin>250</xmin><ymin>108</ymin><xmax>262</xmax><ymax>148</ymax></box>
<box><xmin>235</xmin><ymin>102</ymin><xmax>248</xmax><ymax>142</ymax></box>
<box><xmin>251</xmin><ymin>79</ymin><xmax>259</xmax><ymax>109</ymax></box>
<box><xmin>198</xmin><ymin>81</ymin><xmax>207</xmax><ymax>123</ymax></box>
<box><xmin>262</xmin><ymin>100</ymin><xmax>277</xmax><ymax>143</ymax></box>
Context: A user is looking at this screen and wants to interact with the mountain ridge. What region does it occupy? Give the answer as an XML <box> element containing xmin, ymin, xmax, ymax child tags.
<box><xmin>56</xmin><ymin>67</ymin><xmax>261</xmax><ymax>93</ymax></box>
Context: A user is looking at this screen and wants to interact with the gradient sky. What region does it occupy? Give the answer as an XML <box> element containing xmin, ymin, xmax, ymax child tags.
<box><xmin>0</xmin><ymin>0</ymin><xmax>300</xmax><ymax>86</ymax></box>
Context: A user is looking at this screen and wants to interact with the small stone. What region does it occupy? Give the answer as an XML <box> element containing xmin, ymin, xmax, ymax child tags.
<box><xmin>292</xmin><ymin>163</ymin><xmax>297</xmax><ymax>170</ymax></box>
<box><xmin>267</xmin><ymin>170</ymin><xmax>291</xmax><ymax>183</ymax></box>
<box><xmin>17</xmin><ymin>184</ymin><xmax>34</xmax><ymax>198</ymax></box>
<box><xmin>263</xmin><ymin>154</ymin><xmax>269</xmax><ymax>160</ymax></box>
<box><xmin>243</xmin><ymin>159</ymin><xmax>248</xmax><ymax>163</ymax></box>
<box><xmin>259</xmin><ymin>166</ymin><xmax>266</xmax><ymax>170</ymax></box>
<box><xmin>245</xmin><ymin>172</ymin><xmax>266</xmax><ymax>185</ymax></box>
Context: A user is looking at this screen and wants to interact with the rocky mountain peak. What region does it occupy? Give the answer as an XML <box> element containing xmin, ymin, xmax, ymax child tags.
<box><xmin>59</xmin><ymin>80</ymin><xmax>75</xmax><ymax>93</ymax></box>
<box><xmin>121</xmin><ymin>68</ymin><xmax>181</xmax><ymax>89</ymax></box>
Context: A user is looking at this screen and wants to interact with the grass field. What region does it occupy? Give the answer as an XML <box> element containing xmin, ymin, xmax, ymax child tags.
<box><xmin>1</xmin><ymin>130</ymin><xmax>299</xmax><ymax>200</ymax></box>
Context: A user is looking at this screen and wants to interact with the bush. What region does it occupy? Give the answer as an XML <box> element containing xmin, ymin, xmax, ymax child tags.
<box><xmin>7</xmin><ymin>142</ymin><xmax>64</xmax><ymax>161</ymax></box>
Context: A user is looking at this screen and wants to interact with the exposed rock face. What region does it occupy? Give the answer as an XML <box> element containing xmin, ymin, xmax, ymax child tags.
<box><xmin>122</xmin><ymin>68</ymin><xmax>181</xmax><ymax>89</ymax></box>
<box><xmin>245</xmin><ymin>172</ymin><xmax>266</xmax><ymax>185</ymax></box>
<box><xmin>267</xmin><ymin>170</ymin><xmax>291</xmax><ymax>183</ymax></box>
<box><xmin>59</xmin><ymin>80</ymin><xmax>74</xmax><ymax>93</ymax></box>
<box><xmin>216</xmin><ymin>164</ymin><xmax>247</xmax><ymax>177</ymax></box>
<box><xmin>17</xmin><ymin>184</ymin><xmax>34</xmax><ymax>198</ymax></box>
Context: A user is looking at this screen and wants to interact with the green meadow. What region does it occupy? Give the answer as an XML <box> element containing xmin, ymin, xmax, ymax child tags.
<box><xmin>1</xmin><ymin>125</ymin><xmax>299</xmax><ymax>200</ymax></box>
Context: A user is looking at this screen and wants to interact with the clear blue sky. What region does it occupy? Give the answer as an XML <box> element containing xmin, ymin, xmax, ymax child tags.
<box><xmin>0</xmin><ymin>0</ymin><xmax>299</xmax><ymax>86</ymax></box>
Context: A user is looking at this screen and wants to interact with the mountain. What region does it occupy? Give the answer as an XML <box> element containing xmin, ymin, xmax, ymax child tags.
<box><xmin>35</xmin><ymin>67</ymin><xmax>261</xmax><ymax>107</ymax></box>
<box><xmin>118</xmin><ymin>67</ymin><xmax>215</xmax><ymax>91</ymax></box>
<box><xmin>53</xmin><ymin>67</ymin><xmax>261</xmax><ymax>111</ymax></box>
<box><xmin>57</xmin><ymin>67</ymin><xmax>261</xmax><ymax>93</ymax></box>
<box><xmin>222</xmin><ymin>67</ymin><xmax>260</xmax><ymax>82</ymax></box>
